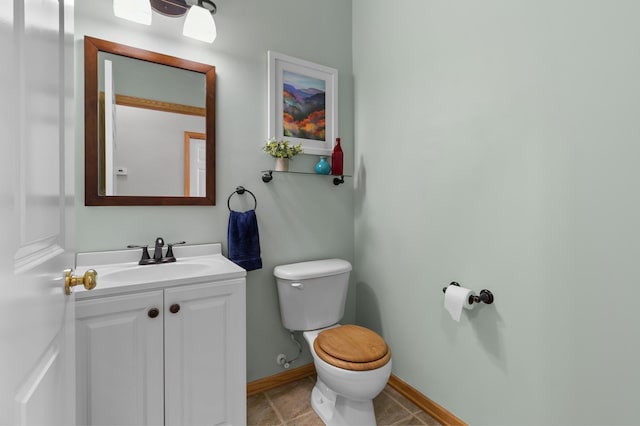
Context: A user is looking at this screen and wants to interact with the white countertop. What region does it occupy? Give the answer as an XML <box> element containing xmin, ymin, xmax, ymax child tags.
<box><xmin>75</xmin><ymin>243</ymin><xmax>246</xmax><ymax>299</ymax></box>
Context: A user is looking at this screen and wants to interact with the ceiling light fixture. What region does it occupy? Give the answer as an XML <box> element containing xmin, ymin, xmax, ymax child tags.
<box><xmin>149</xmin><ymin>0</ymin><xmax>189</xmax><ymax>17</ymax></box>
<box><xmin>182</xmin><ymin>0</ymin><xmax>217</xmax><ymax>43</ymax></box>
<box><xmin>113</xmin><ymin>0</ymin><xmax>152</xmax><ymax>25</ymax></box>
<box><xmin>113</xmin><ymin>0</ymin><xmax>218</xmax><ymax>43</ymax></box>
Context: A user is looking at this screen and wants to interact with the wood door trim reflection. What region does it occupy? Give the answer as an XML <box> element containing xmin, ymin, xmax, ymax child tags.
<box><xmin>116</xmin><ymin>94</ymin><xmax>205</xmax><ymax>117</ymax></box>
<box><xmin>99</xmin><ymin>92</ymin><xmax>206</xmax><ymax>116</ymax></box>
<box><xmin>184</xmin><ymin>132</ymin><xmax>206</xmax><ymax>196</ymax></box>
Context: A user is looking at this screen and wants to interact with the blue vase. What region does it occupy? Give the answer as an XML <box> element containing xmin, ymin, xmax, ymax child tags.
<box><xmin>314</xmin><ymin>156</ymin><xmax>331</xmax><ymax>175</ymax></box>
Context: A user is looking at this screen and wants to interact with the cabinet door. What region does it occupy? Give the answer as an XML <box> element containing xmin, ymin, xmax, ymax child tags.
<box><xmin>164</xmin><ymin>279</ymin><xmax>246</xmax><ymax>426</ymax></box>
<box><xmin>76</xmin><ymin>291</ymin><xmax>164</xmax><ymax>426</ymax></box>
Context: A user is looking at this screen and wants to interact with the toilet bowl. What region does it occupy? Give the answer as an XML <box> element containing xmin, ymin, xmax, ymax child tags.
<box><xmin>304</xmin><ymin>326</ymin><xmax>392</xmax><ymax>426</ymax></box>
<box><xmin>273</xmin><ymin>259</ymin><xmax>392</xmax><ymax>425</ymax></box>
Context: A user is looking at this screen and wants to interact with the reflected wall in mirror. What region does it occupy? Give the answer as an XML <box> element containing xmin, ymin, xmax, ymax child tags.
<box><xmin>85</xmin><ymin>36</ymin><xmax>216</xmax><ymax>206</ymax></box>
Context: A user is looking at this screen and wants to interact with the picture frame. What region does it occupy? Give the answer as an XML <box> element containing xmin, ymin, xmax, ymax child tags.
<box><xmin>268</xmin><ymin>51</ymin><xmax>338</xmax><ymax>156</ymax></box>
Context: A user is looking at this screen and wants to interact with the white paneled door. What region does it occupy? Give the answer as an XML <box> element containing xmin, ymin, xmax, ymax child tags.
<box><xmin>0</xmin><ymin>0</ymin><xmax>76</xmax><ymax>425</ymax></box>
<box><xmin>188</xmin><ymin>135</ymin><xmax>206</xmax><ymax>197</ymax></box>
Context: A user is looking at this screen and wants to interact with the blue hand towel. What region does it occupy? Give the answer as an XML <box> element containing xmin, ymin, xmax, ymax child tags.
<box><xmin>227</xmin><ymin>209</ymin><xmax>262</xmax><ymax>271</ymax></box>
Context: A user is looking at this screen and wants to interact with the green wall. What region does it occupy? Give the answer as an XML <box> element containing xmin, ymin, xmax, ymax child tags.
<box><xmin>75</xmin><ymin>0</ymin><xmax>354</xmax><ymax>382</ymax></box>
<box><xmin>76</xmin><ymin>1</ymin><xmax>640</xmax><ymax>423</ymax></box>
<box><xmin>353</xmin><ymin>1</ymin><xmax>640</xmax><ymax>424</ymax></box>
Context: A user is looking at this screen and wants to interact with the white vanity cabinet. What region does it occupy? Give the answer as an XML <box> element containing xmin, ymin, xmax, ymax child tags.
<box><xmin>76</xmin><ymin>290</ymin><xmax>165</xmax><ymax>425</ymax></box>
<box><xmin>75</xmin><ymin>277</ymin><xmax>246</xmax><ymax>426</ymax></box>
<box><xmin>164</xmin><ymin>279</ymin><xmax>246</xmax><ymax>426</ymax></box>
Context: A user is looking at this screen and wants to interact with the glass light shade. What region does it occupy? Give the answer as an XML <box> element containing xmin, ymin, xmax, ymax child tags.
<box><xmin>113</xmin><ymin>0</ymin><xmax>152</xmax><ymax>25</ymax></box>
<box><xmin>183</xmin><ymin>5</ymin><xmax>217</xmax><ymax>43</ymax></box>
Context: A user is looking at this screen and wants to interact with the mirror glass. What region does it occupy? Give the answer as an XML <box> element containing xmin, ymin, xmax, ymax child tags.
<box><xmin>85</xmin><ymin>36</ymin><xmax>216</xmax><ymax>206</ymax></box>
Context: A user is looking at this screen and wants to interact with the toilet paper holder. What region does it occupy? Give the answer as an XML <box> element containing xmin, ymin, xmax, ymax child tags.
<box><xmin>442</xmin><ymin>282</ymin><xmax>494</xmax><ymax>305</ymax></box>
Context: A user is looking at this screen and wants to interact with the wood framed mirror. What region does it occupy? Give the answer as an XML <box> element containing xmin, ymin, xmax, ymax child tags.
<box><xmin>84</xmin><ymin>36</ymin><xmax>216</xmax><ymax>206</ymax></box>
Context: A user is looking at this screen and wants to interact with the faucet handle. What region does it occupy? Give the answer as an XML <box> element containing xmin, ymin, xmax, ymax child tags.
<box><xmin>163</xmin><ymin>241</ymin><xmax>186</xmax><ymax>263</ymax></box>
<box><xmin>127</xmin><ymin>245</ymin><xmax>155</xmax><ymax>265</ymax></box>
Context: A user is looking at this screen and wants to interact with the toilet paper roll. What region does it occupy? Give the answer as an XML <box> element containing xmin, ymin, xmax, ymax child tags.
<box><xmin>444</xmin><ymin>285</ymin><xmax>476</xmax><ymax>322</ymax></box>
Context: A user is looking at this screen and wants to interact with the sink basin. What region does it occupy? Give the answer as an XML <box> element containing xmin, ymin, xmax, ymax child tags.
<box><xmin>101</xmin><ymin>262</ymin><xmax>212</xmax><ymax>283</ymax></box>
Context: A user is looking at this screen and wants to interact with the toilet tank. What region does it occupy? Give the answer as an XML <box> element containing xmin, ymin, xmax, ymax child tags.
<box><xmin>274</xmin><ymin>259</ymin><xmax>352</xmax><ymax>331</ymax></box>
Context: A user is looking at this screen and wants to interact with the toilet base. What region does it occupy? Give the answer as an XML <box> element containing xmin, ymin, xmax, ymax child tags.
<box><xmin>311</xmin><ymin>377</ymin><xmax>377</xmax><ymax>426</ymax></box>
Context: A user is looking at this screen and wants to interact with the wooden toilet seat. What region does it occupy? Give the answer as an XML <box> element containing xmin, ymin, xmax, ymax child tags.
<box><xmin>313</xmin><ymin>325</ymin><xmax>391</xmax><ymax>371</ymax></box>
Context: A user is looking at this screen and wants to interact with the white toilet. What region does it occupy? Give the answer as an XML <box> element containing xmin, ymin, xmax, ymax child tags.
<box><xmin>274</xmin><ymin>259</ymin><xmax>392</xmax><ymax>426</ymax></box>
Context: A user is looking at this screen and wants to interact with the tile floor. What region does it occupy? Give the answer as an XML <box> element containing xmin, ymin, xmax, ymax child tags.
<box><xmin>247</xmin><ymin>375</ymin><xmax>441</xmax><ymax>426</ymax></box>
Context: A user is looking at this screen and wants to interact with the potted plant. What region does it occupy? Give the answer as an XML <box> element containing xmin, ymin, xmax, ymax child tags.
<box><xmin>262</xmin><ymin>138</ymin><xmax>303</xmax><ymax>171</ymax></box>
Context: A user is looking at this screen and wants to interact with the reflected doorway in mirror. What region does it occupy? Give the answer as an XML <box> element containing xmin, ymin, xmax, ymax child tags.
<box><xmin>184</xmin><ymin>132</ymin><xmax>206</xmax><ymax>197</ymax></box>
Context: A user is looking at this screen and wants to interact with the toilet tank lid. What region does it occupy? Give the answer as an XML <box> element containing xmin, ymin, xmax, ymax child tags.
<box><xmin>273</xmin><ymin>259</ymin><xmax>352</xmax><ymax>280</ymax></box>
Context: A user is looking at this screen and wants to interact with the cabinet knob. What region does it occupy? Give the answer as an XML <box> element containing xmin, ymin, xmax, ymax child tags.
<box><xmin>169</xmin><ymin>304</ymin><xmax>180</xmax><ymax>314</ymax></box>
<box><xmin>148</xmin><ymin>308</ymin><xmax>160</xmax><ymax>318</ymax></box>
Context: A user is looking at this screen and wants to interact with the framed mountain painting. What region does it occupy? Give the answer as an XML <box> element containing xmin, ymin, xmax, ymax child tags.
<box><xmin>268</xmin><ymin>51</ymin><xmax>338</xmax><ymax>155</ymax></box>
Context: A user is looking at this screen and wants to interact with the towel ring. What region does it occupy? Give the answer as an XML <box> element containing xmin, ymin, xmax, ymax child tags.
<box><xmin>227</xmin><ymin>186</ymin><xmax>257</xmax><ymax>211</ymax></box>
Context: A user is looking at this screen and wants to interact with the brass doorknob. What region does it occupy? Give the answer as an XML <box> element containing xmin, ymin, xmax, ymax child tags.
<box><xmin>64</xmin><ymin>269</ymin><xmax>97</xmax><ymax>295</ymax></box>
